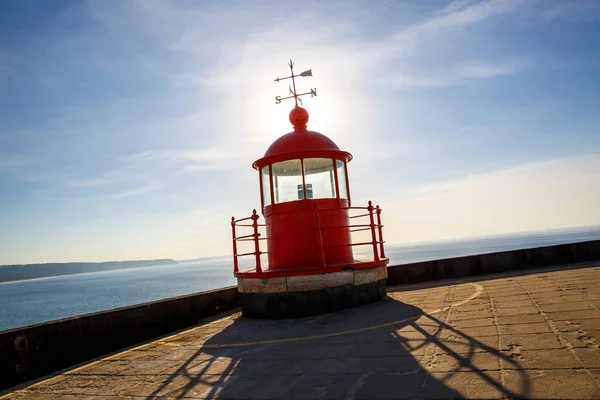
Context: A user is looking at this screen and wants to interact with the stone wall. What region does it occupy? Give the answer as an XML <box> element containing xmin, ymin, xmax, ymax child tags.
<box><xmin>0</xmin><ymin>287</ymin><xmax>239</xmax><ymax>391</ymax></box>
<box><xmin>387</xmin><ymin>239</ymin><xmax>600</xmax><ymax>285</ymax></box>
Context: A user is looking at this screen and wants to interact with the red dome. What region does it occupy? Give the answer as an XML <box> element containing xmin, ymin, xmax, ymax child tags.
<box><xmin>253</xmin><ymin>130</ymin><xmax>352</xmax><ymax>170</ymax></box>
<box><xmin>266</xmin><ymin>130</ymin><xmax>339</xmax><ymax>156</ymax></box>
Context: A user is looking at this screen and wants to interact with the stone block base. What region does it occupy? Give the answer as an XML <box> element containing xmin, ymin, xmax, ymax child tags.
<box><xmin>241</xmin><ymin>279</ymin><xmax>387</xmax><ymax>319</ymax></box>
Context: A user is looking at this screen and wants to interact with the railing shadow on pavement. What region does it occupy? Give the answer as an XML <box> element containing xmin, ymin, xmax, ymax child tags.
<box><xmin>144</xmin><ymin>295</ymin><xmax>531</xmax><ymax>399</ymax></box>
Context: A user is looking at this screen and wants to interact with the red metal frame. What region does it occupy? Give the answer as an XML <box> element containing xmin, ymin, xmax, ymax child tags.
<box><xmin>231</xmin><ymin>210</ymin><xmax>267</xmax><ymax>273</ymax></box>
<box><xmin>300</xmin><ymin>159</ymin><xmax>307</xmax><ymax>200</ymax></box>
<box><xmin>332</xmin><ymin>159</ymin><xmax>340</xmax><ymax>200</ymax></box>
<box><xmin>232</xmin><ymin>201</ymin><xmax>386</xmax><ymax>278</ymax></box>
<box><xmin>258</xmin><ymin>156</ymin><xmax>351</xmax><ymax>210</ymax></box>
<box><xmin>254</xmin><ymin>150</ymin><xmax>352</xmax><ymax>170</ymax></box>
<box><xmin>268</xmin><ymin>164</ymin><xmax>275</xmax><ymax>206</ymax></box>
<box><xmin>344</xmin><ymin>161</ymin><xmax>351</xmax><ymax>206</ymax></box>
<box><xmin>258</xmin><ymin>167</ymin><xmax>264</xmax><ymax>210</ymax></box>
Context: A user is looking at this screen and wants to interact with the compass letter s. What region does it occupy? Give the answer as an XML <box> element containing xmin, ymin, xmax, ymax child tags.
<box><xmin>275</xmin><ymin>96</ymin><xmax>282</xmax><ymax>104</ymax></box>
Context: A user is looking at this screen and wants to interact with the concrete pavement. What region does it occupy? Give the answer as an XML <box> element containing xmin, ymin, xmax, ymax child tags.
<box><xmin>4</xmin><ymin>264</ymin><xmax>600</xmax><ymax>399</ymax></box>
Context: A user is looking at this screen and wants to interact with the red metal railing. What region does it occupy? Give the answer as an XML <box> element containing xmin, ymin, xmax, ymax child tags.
<box><xmin>313</xmin><ymin>200</ymin><xmax>385</xmax><ymax>268</ymax></box>
<box><xmin>231</xmin><ymin>201</ymin><xmax>385</xmax><ymax>274</ymax></box>
<box><xmin>231</xmin><ymin>209</ymin><xmax>267</xmax><ymax>273</ymax></box>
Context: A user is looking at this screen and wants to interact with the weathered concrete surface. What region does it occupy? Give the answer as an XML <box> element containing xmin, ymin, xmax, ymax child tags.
<box><xmin>387</xmin><ymin>239</ymin><xmax>600</xmax><ymax>285</ymax></box>
<box><xmin>0</xmin><ymin>287</ymin><xmax>239</xmax><ymax>391</ymax></box>
<box><xmin>5</xmin><ymin>264</ymin><xmax>600</xmax><ymax>399</ymax></box>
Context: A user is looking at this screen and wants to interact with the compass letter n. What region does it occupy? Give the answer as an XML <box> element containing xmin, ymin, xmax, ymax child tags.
<box><xmin>310</xmin><ymin>88</ymin><xmax>317</xmax><ymax>97</ymax></box>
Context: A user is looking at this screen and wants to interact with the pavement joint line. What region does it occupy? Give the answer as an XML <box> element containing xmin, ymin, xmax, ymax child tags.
<box><xmin>2</xmin><ymin>282</ymin><xmax>484</xmax><ymax>397</ymax></box>
<box><xmin>515</xmin><ymin>279</ymin><xmax>600</xmax><ymax>390</ymax></box>
<box><xmin>587</xmin><ymin>301</ymin><xmax>600</xmax><ymax>314</ymax></box>
<box><xmin>409</xmin><ymin>283</ymin><xmax>436</xmax><ymax>365</ymax></box>
<box><xmin>485</xmin><ymin>285</ymin><xmax>507</xmax><ymax>397</ymax></box>
<box><xmin>492</xmin><ymin>298</ymin><xmax>600</xmax><ymax>307</ymax></box>
<box><xmin>418</xmin><ymin>285</ymin><xmax>457</xmax><ymax>396</ymax></box>
<box><xmin>341</xmin><ymin>367</ymin><xmax>373</xmax><ymax>400</ymax></box>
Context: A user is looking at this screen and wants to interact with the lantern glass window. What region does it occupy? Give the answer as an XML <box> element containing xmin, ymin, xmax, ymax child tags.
<box><xmin>336</xmin><ymin>160</ymin><xmax>348</xmax><ymax>200</ymax></box>
<box><xmin>303</xmin><ymin>158</ymin><xmax>337</xmax><ymax>199</ymax></box>
<box><xmin>272</xmin><ymin>159</ymin><xmax>304</xmax><ymax>203</ymax></box>
<box><xmin>261</xmin><ymin>166</ymin><xmax>271</xmax><ymax>206</ymax></box>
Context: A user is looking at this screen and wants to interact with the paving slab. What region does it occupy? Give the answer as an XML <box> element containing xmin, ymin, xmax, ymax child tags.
<box><xmin>504</xmin><ymin>369</ymin><xmax>600</xmax><ymax>399</ymax></box>
<box><xmin>4</xmin><ymin>264</ymin><xmax>600</xmax><ymax>399</ymax></box>
<box><xmin>499</xmin><ymin>332</ymin><xmax>564</xmax><ymax>350</ymax></box>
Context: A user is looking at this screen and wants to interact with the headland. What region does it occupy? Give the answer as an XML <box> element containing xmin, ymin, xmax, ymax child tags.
<box><xmin>0</xmin><ymin>259</ymin><xmax>177</xmax><ymax>283</ymax></box>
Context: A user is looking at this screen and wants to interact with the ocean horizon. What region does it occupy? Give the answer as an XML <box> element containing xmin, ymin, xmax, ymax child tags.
<box><xmin>1</xmin><ymin>226</ymin><xmax>600</xmax><ymax>332</ymax></box>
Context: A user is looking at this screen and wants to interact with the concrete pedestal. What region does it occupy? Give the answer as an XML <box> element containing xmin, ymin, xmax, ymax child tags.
<box><xmin>237</xmin><ymin>265</ymin><xmax>387</xmax><ymax>319</ymax></box>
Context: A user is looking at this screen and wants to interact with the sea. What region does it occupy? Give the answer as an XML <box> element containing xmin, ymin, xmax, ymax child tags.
<box><xmin>1</xmin><ymin>227</ymin><xmax>600</xmax><ymax>332</ymax></box>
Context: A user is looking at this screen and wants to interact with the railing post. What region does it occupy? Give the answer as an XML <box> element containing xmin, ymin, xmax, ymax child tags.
<box><xmin>368</xmin><ymin>201</ymin><xmax>380</xmax><ymax>261</ymax></box>
<box><xmin>231</xmin><ymin>217</ymin><xmax>239</xmax><ymax>273</ymax></box>
<box><xmin>251</xmin><ymin>209</ymin><xmax>262</xmax><ymax>273</ymax></box>
<box><xmin>314</xmin><ymin>203</ymin><xmax>326</xmax><ymax>268</ymax></box>
<box><xmin>376</xmin><ymin>205</ymin><xmax>385</xmax><ymax>259</ymax></box>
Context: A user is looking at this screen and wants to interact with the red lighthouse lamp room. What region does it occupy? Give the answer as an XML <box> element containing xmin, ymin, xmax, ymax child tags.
<box><xmin>231</xmin><ymin>61</ymin><xmax>389</xmax><ymax>319</ymax></box>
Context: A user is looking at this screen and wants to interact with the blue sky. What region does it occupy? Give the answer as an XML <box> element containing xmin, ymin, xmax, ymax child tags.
<box><xmin>1</xmin><ymin>0</ymin><xmax>599</xmax><ymax>264</ymax></box>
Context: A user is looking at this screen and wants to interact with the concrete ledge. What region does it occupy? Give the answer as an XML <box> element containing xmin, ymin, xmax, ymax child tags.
<box><xmin>387</xmin><ymin>239</ymin><xmax>600</xmax><ymax>285</ymax></box>
<box><xmin>355</xmin><ymin>264</ymin><xmax>388</xmax><ymax>285</ymax></box>
<box><xmin>241</xmin><ymin>279</ymin><xmax>387</xmax><ymax>319</ymax></box>
<box><xmin>0</xmin><ymin>286</ymin><xmax>240</xmax><ymax>392</ymax></box>
<box><xmin>238</xmin><ymin>266</ymin><xmax>388</xmax><ymax>294</ymax></box>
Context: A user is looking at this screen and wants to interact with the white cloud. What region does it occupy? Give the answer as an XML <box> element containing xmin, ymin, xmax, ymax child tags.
<box><xmin>82</xmin><ymin>0</ymin><xmax>534</xmax><ymax>156</ymax></box>
<box><xmin>389</xmin><ymin>0</ymin><xmax>526</xmax><ymax>44</ymax></box>
<box><xmin>118</xmin><ymin>145</ymin><xmax>259</xmax><ymax>173</ymax></box>
<box><xmin>382</xmin><ymin>58</ymin><xmax>529</xmax><ymax>88</ymax></box>
<box><xmin>0</xmin><ymin>155</ymin><xmax>28</xmax><ymax>171</ymax></box>
<box><xmin>68</xmin><ymin>176</ymin><xmax>130</xmax><ymax>188</ymax></box>
<box><xmin>109</xmin><ymin>0</ymin><xmax>529</xmax><ymax>95</ymax></box>
<box><xmin>382</xmin><ymin>154</ymin><xmax>600</xmax><ymax>244</ymax></box>
<box><xmin>540</xmin><ymin>1</ymin><xmax>600</xmax><ymax>23</ymax></box>
<box><xmin>181</xmin><ymin>147</ymin><xmax>259</xmax><ymax>172</ymax></box>
<box><xmin>456</xmin><ymin>59</ymin><xmax>529</xmax><ymax>79</ymax></box>
<box><xmin>108</xmin><ymin>181</ymin><xmax>162</xmax><ymax>198</ymax></box>
<box><xmin>438</xmin><ymin>0</ymin><xmax>482</xmax><ymax>15</ymax></box>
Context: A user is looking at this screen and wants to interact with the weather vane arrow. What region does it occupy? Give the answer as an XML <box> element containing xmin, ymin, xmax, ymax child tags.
<box><xmin>274</xmin><ymin>59</ymin><xmax>317</xmax><ymax>106</ymax></box>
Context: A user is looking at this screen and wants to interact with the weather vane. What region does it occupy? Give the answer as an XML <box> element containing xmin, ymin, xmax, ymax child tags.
<box><xmin>274</xmin><ymin>59</ymin><xmax>317</xmax><ymax>106</ymax></box>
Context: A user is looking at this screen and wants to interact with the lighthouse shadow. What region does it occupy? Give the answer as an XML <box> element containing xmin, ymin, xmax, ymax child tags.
<box><xmin>147</xmin><ymin>297</ymin><xmax>530</xmax><ymax>399</ymax></box>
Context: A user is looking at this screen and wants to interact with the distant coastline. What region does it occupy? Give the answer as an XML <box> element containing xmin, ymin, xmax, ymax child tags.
<box><xmin>2</xmin><ymin>225</ymin><xmax>599</xmax><ymax>284</ymax></box>
<box><xmin>0</xmin><ymin>259</ymin><xmax>176</xmax><ymax>283</ymax></box>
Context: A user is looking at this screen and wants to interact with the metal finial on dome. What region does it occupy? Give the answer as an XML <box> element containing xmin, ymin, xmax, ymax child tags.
<box><xmin>289</xmin><ymin>106</ymin><xmax>309</xmax><ymax>131</ymax></box>
<box><xmin>274</xmin><ymin>59</ymin><xmax>317</xmax><ymax>130</ymax></box>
